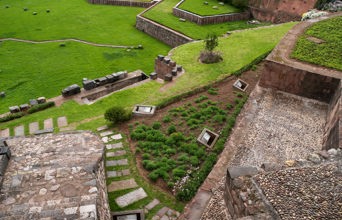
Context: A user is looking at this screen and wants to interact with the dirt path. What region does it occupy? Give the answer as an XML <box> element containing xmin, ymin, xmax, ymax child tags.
<box><xmin>0</xmin><ymin>38</ymin><xmax>134</xmax><ymax>49</ymax></box>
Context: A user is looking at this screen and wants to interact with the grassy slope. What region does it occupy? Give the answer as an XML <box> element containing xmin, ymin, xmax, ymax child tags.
<box><xmin>179</xmin><ymin>0</ymin><xmax>241</xmax><ymax>16</ymax></box>
<box><xmin>143</xmin><ymin>0</ymin><xmax>267</xmax><ymax>40</ymax></box>
<box><xmin>291</xmin><ymin>16</ymin><xmax>342</xmax><ymax>71</ymax></box>
<box><xmin>0</xmin><ymin>0</ymin><xmax>170</xmax><ymax>113</ymax></box>
<box><xmin>0</xmin><ymin>23</ymin><xmax>296</xmax><ymax>132</ymax></box>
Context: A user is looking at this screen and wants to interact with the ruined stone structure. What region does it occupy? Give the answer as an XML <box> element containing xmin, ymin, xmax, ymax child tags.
<box><xmin>154</xmin><ymin>55</ymin><xmax>183</xmax><ymax>80</ymax></box>
<box><xmin>0</xmin><ymin>132</ymin><xmax>111</xmax><ymax>219</ymax></box>
<box><xmin>173</xmin><ymin>0</ymin><xmax>250</xmax><ymax>25</ymax></box>
<box><xmin>249</xmin><ymin>0</ymin><xmax>318</xmax><ymax>23</ymax></box>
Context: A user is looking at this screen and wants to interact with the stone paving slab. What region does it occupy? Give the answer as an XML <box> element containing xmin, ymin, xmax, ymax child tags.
<box><xmin>29</xmin><ymin>122</ymin><xmax>39</xmax><ymax>134</ymax></box>
<box><xmin>100</xmin><ymin>131</ymin><xmax>113</xmax><ymax>137</ymax></box>
<box><xmin>106</xmin><ymin>142</ymin><xmax>123</xmax><ymax>150</ymax></box>
<box><xmin>107</xmin><ymin>178</ymin><xmax>138</xmax><ymax>192</ymax></box>
<box><xmin>156</xmin><ymin>207</ymin><xmax>169</xmax><ymax>217</ymax></box>
<box><xmin>102</xmin><ymin>136</ymin><xmax>109</xmax><ymax>143</ymax></box>
<box><xmin>107</xmin><ymin>169</ymin><xmax>130</xmax><ymax>178</ymax></box>
<box><xmin>107</xmin><ymin>150</ymin><xmax>126</xmax><ymax>157</ymax></box>
<box><xmin>57</xmin><ymin>116</ymin><xmax>68</xmax><ymax>127</ymax></box>
<box><xmin>111</xmin><ymin>134</ymin><xmax>122</xmax><ymax>140</ymax></box>
<box><xmin>0</xmin><ymin>128</ymin><xmax>10</xmax><ymax>138</ymax></box>
<box><xmin>145</xmin><ymin>199</ymin><xmax>160</xmax><ymax>210</ymax></box>
<box><xmin>97</xmin><ymin>125</ymin><xmax>108</xmax><ymax>132</ymax></box>
<box><xmin>14</xmin><ymin>125</ymin><xmax>24</xmax><ymax>136</ymax></box>
<box><xmin>106</xmin><ymin>159</ymin><xmax>128</xmax><ymax>167</ymax></box>
<box><xmin>115</xmin><ymin>188</ymin><xmax>147</xmax><ymax>208</ymax></box>
<box><xmin>44</xmin><ymin>118</ymin><xmax>53</xmax><ymax>129</ymax></box>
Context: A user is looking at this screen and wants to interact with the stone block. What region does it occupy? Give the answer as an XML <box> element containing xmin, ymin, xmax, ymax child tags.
<box><xmin>164</xmin><ymin>74</ymin><xmax>173</xmax><ymax>82</ymax></box>
<box><xmin>150</xmin><ymin>72</ymin><xmax>158</xmax><ymax>80</ymax></box>
<box><xmin>107</xmin><ymin>178</ymin><xmax>138</xmax><ymax>192</ymax></box>
<box><xmin>145</xmin><ymin>199</ymin><xmax>160</xmax><ymax>210</ymax></box>
<box><xmin>29</xmin><ymin>99</ymin><xmax>38</xmax><ymax>106</ymax></box>
<box><xmin>19</xmin><ymin>104</ymin><xmax>30</xmax><ymax>111</ymax></box>
<box><xmin>62</xmin><ymin>84</ymin><xmax>81</xmax><ymax>97</ymax></box>
<box><xmin>176</xmin><ymin>65</ymin><xmax>182</xmax><ymax>72</ymax></box>
<box><xmin>164</xmin><ymin>57</ymin><xmax>170</xmax><ymax>64</ymax></box>
<box><xmin>9</xmin><ymin>106</ymin><xmax>20</xmax><ymax>113</ymax></box>
<box><xmin>157</xmin><ymin>55</ymin><xmax>164</xmax><ymax>61</ymax></box>
<box><xmin>171</xmin><ymin>69</ymin><xmax>177</xmax><ymax>76</ymax></box>
<box><xmin>115</xmin><ymin>188</ymin><xmax>147</xmax><ymax>208</ymax></box>
<box><xmin>169</xmin><ymin>61</ymin><xmax>176</xmax><ymax>67</ymax></box>
<box><xmin>37</xmin><ymin>97</ymin><xmax>46</xmax><ymax>104</ymax></box>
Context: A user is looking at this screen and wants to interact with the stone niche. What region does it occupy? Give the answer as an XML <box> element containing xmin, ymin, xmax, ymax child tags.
<box><xmin>132</xmin><ymin>105</ymin><xmax>156</xmax><ymax>117</ymax></box>
<box><xmin>233</xmin><ymin>79</ymin><xmax>249</xmax><ymax>92</ymax></box>
<box><xmin>197</xmin><ymin>128</ymin><xmax>219</xmax><ymax>148</ymax></box>
<box><xmin>112</xmin><ymin>210</ymin><xmax>144</xmax><ymax>220</ymax></box>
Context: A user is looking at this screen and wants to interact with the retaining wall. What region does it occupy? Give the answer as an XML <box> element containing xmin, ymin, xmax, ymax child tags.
<box><xmin>173</xmin><ymin>0</ymin><xmax>250</xmax><ymax>25</ymax></box>
<box><xmin>323</xmin><ymin>81</ymin><xmax>342</xmax><ymax>150</ymax></box>
<box><xmin>136</xmin><ymin>1</ymin><xmax>193</xmax><ymax>47</ymax></box>
<box><xmin>248</xmin><ymin>0</ymin><xmax>318</xmax><ymax>23</ymax></box>
<box><xmin>88</xmin><ymin>0</ymin><xmax>155</xmax><ymax>8</ymax></box>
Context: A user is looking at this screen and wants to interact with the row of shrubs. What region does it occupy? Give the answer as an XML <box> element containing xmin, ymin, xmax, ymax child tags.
<box><xmin>0</xmin><ymin>102</ymin><xmax>55</xmax><ymax>123</ymax></box>
<box><xmin>175</xmin><ymin>95</ymin><xmax>248</xmax><ymax>201</ymax></box>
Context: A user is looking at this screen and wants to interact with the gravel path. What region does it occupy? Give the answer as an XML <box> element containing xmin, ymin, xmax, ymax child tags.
<box><xmin>0</xmin><ymin>38</ymin><xmax>134</xmax><ymax>48</ymax></box>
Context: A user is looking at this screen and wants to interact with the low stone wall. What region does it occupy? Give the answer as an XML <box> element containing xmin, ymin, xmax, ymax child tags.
<box><xmin>96</xmin><ymin>157</ymin><xmax>111</xmax><ymax>220</ymax></box>
<box><xmin>154</xmin><ymin>55</ymin><xmax>178</xmax><ymax>80</ymax></box>
<box><xmin>88</xmin><ymin>0</ymin><xmax>155</xmax><ymax>8</ymax></box>
<box><xmin>259</xmin><ymin>61</ymin><xmax>340</xmax><ymax>103</ymax></box>
<box><xmin>173</xmin><ymin>1</ymin><xmax>250</xmax><ymax>25</ymax></box>
<box><xmin>248</xmin><ymin>0</ymin><xmax>318</xmax><ymax>23</ymax></box>
<box><xmin>323</xmin><ymin>81</ymin><xmax>342</xmax><ymax>150</ymax></box>
<box><xmin>136</xmin><ymin>1</ymin><xmax>193</xmax><ymax>47</ymax></box>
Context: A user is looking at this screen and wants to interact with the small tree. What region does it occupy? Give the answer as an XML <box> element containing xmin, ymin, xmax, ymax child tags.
<box><xmin>204</xmin><ymin>33</ymin><xmax>219</xmax><ymax>53</ymax></box>
<box><xmin>104</xmin><ymin>106</ymin><xmax>131</xmax><ymax>124</ymax></box>
<box><xmin>199</xmin><ymin>33</ymin><xmax>222</xmax><ymax>64</ymax></box>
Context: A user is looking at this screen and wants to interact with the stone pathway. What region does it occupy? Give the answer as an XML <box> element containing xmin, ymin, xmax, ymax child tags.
<box><xmin>57</xmin><ymin>116</ymin><xmax>68</xmax><ymax>128</ymax></box>
<box><xmin>44</xmin><ymin>118</ymin><xmax>53</xmax><ymax>129</ymax></box>
<box><xmin>97</xmin><ymin>125</ymin><xmax>179</xmax><ymax>218</ymax></box>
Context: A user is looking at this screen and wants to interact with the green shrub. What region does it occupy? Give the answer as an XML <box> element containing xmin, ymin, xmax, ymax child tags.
<box><xmin>167</xmin><ymin>125</ymin><xmax>177</xmax><ymax>134</ymax></box>
<box><xmin>162</xmin><ymin>115</ymin><xmax>171</xmax><ymax>123</ymax></box>
<box><xmin>27</xmin><ymin>101</ymin><xmax>55</xmax><ymax>114</ymax></box>
<box><xmin>194</xmin><ymin>95</ymin><xmax>208</xmax><ymax>103</ymax></box>
<box><xmin>0</xmin><ymin>112</ymin><xmax>24</xmax><ymax>123</ymax></box>
<box><xmin>104</xmin><ymin>106</ymin><xmax>131</xmax><ymax>124</ymax></box>
<box><xmin>189</xmin><ymin>156</ymin><xmax>199</xmax><ymax>166</ymax></box>
<box><xmin>226</xmin><ymin>103</ymin><xmax>233</xmax><ymax>110</ymax></box>
<box><xmin>149</xmin><ymin>171</ymin><xmax>159</xmax><ymax>181</ymax></box>
<box><xmin>152</xmin><ymin>122</ymin><xmax>161</xmax><ymax>130</ymax></box>
<box><xmin>142</xmin><ymin>153</ymin><xmax>150</xmax><ymax>160</ymax></box>
<box><xmin>207</xmin><ymin>87</ymin><xmax>218</xmax><ymax>95</ymax></box>
<box><xmin>172</xmin><ymin>168</ymin><xmax>186</xmax><ymax>178</ymax></box>
<box><xmin>213</xmin><ymin>114</ymin><xmax>227</xmax><ymax>123</ymax></box>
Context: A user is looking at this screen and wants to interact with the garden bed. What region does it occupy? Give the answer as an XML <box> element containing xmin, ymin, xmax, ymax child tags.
<box><xmin>119</xmin><ymin>67</ymin><xmax>261</xmax><ymax>200</ymax></box>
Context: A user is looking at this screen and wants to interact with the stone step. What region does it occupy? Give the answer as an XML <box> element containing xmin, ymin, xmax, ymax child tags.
<box><xmin>29</xmin><ymin>122</ymin><xmax>39</xmax><ymax>134</ymax></box>
<box><xmin>97</xmin><ymin>125</ymin><xmax>108</xmax><ymax>132</ymax></box>
<box><xmin>44</xmin><ymin>118</ymin><xmax>53</xmax><ymax>129</ymax></box>
<box><xmin>57</xmin><ymin>116</ymin><xmax>68</xmax><ymax>127</ymax></box>
<box><xmin>111</xmin><ymin>134</ymin><xmax>122</xmax><ymax>140</ymax></box>
<box><xmin>107</xmin><ymin>169</ymin><xmax>130</xmax><ymax>178</ymax></box>
<box><xmin>107</xmin><ymin>178</ymin><xmax>138</xmax><ymax>192</ymax></box>
<box><xmin>106</xmin><ymin>142</ymin><xmax>123</xmax><ymax>150</ymax></box>
<box><xmin>0</xmin><ymin>128</ymin><xmax>10</xmax><ymax>138</ymax></box>
<box><xmin>153</xmin><ymin>207</ymin><xmax>180</xmax><ymax>220</ymax></box>
<box><xmin>14</xmin><ymin>125</ymin><xmax>24</xmax><ymax>136</ymax></box>
<box><xmin>115</xmin><ymin>187</ymin><xmax>148</xmax><ymax>208</ymax></box>
<box><xmin>106</xmin><ymin>159</ymin><xmax>128</xmax><ymax>167</ymax></box>
<box><xmin>107</xmin><ymin>150</ymin><xmax>126</xmax><ymax>157</ymax></box>
<box><xmin>100</xmin><ymin>130</ymin><xmax>113</xmax><ymax>137</ymax></box>
<box><xmin>145</xmin><ymin>199</ymin><xmax>160</xmax><ymax>211</ymax></box>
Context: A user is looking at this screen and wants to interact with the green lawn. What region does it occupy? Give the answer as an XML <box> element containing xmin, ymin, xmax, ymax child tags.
<box><xmin>0</xmin><ymin>0</ymin><xmax>170</xmax><ymax>114</ymax></box>
<box><xmin>0</xmin><ymin>23</ymin><xmax>296</xmax><ymax>132</ymax></box>
<box><xmin>291</xmin><ymin>16</ymin><xmax>342</xmax><ymax>71</ymax></box>
<box><xmin>143</xmin><ymin>0</ymin><xmax>268</xmax><ymax>40</ymax></box>
<box><xmin>179</xmin><ymin>0</ymin><xmax>241</xmax><ymax>16</ymax></box>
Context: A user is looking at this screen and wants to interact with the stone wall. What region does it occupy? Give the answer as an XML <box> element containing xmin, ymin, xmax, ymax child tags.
<box><xmin>173</xmin><ymin>1</ymin><xmax>250</xmax><ymax>25</ymax></box>
<box><xmin>248</xmin><ymin>0</ymin><xmax>318</xmax><ymax>23</ymax></box>
<box><xmin>136</xmin><ymin>2</ymin><xmax>193</xmax><ymax>47</ymax></box>
<box><xmin>88</xmin><ymin>0</ymin><xmax>155</xmax><ymax>8</ymax></box>
<box><xmin>96</xmin><ymin>157</ymin><xmax>111</xmax><ymax>220</ymax></box>
<box><xmin>259</xmin><ymin>60</ymin><xmax>340</xmax><ymax>103</ymax></box>
<box><xmin>323</xmin><ymin>81</ymin><xmax>342</xmax><ymax>150</ymax></box>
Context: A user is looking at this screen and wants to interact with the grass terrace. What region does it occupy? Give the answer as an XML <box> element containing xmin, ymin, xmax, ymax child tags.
<box><xmin>143</xmin><ymin>0</ymin><xmax>267</xmax><ymax>39</ymax></box>
<box><xmin>291</xmin><ymin>16</ymin><xmax>342</xmax><ymax>71</ymax></box>
<box><xmin>179</xmin><ymin>0</ymin><xmax>241</xmax><ymax>16</ymax></box>
<box><xmin>0</xmin><ymin>0</ymin><xmax>170</xmax><ymax>114</ymax></box>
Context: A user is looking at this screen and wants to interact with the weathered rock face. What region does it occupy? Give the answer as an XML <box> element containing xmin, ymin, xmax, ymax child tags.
<box><xmin>0</xmin><ymin>132</ymin><xmax>110</xmax><ymax>220</ymax></box>
<box><xmin>249</xmin><ymin>0</ymin><xmax>318</xmax><ymax>23</ymax></box>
